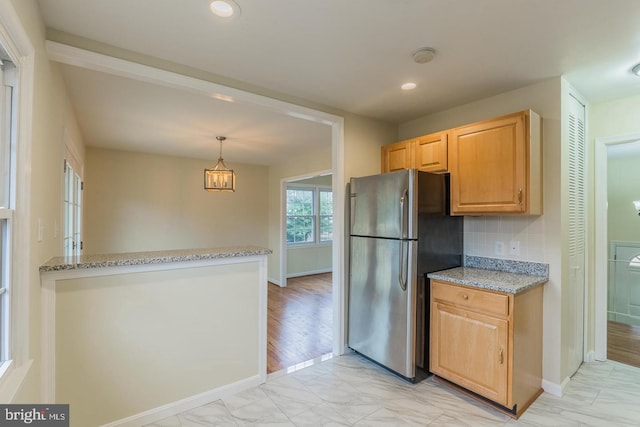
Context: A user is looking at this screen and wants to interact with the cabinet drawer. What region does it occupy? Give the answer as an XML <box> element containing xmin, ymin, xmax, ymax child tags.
<box><xmin>431</xmin><ymin>280</ymin><xmax>509</xmax><ymax>318</ymax></box>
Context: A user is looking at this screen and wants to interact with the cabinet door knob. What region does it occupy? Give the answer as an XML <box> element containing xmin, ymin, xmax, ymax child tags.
<box><xmin>518</xmin><ymin>188</ymin><xmax>523</xmax><ymax>206</ymax></box>
<box><xmin>462</xmin><ymin>294</ymin><xmax>469</xmax><ymax>300</ymax></box>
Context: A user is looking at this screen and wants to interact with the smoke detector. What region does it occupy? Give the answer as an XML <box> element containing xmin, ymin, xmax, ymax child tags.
<box><xmin>412</xmin><ymin>47</ymin><xmax>436</xmax><ymax>64</ymax></box>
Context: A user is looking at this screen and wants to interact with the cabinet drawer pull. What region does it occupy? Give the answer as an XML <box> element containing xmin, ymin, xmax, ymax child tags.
<box><xmin>462</xmin><ymin>294</ymin><xmax>469</xmax><ymax>300</ymax></box>
<box><xmin>499</xmin><ymin>347</ymin><xmax>504</xmax><ymax>365</ymax></box>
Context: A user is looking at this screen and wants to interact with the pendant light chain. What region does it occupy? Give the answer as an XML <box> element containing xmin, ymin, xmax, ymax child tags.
<box><xmin>217</xmin><ymin>136</ymin><xmax>226</xmax><ymax>160</ymax></box>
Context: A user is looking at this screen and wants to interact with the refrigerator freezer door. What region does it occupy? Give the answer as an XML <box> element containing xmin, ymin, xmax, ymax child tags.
<box><xmin>348</xmin><ymin>235</ymin><xmax>417</xmax><ymax>378</ymax></box>
<box><xmin>350</xmin><ymin>169</ymin><xmax>415</xmax><ymax>239</ymax></box>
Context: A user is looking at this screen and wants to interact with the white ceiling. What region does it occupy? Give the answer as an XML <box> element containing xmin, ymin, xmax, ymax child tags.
<box><xmin>37</xmin><ymin>0</ymin><xmax>640</xmax><ymax>165</ymax></box>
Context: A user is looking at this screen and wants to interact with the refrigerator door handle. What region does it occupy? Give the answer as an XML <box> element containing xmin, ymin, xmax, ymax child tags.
<box><xmin>399</xmin><ymin>240</ymin><xmax>408</xmax><ymax>291</ymax></box>
<box><xmin>398</xmin><ymin>188</ymin><xmax>409</xmax><ymax>291</ymax></box>
<box><xmin>400</xmin><ymin>189</ymin><xmax>408</xmax><ymax>239</ymax></box>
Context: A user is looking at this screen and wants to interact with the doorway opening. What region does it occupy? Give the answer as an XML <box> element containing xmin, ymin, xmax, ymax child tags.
<box><xmin>268</xmin><ymin>172</ymin><xmax>334</xmax><ymax>373</ymax></box>
<box><xmin>595</xmin><ymin>134</ymin><xmax>640</xmax><ymax>367</ymax></box>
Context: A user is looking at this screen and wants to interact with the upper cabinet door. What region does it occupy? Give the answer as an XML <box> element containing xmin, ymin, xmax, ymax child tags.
<box><xmin>449</xmin><ymin>110</ymin><xmax>542</xmax><ymax>215</ymax></box>
<box><xmin>381</xmin><ymin>139</ymin><xmax>414</xmax><ymax>173</ymax></box>
<box><xmin>415</xmin><ymin>132</ymin><xmax>448</xmax><ymax>173</ymax></box>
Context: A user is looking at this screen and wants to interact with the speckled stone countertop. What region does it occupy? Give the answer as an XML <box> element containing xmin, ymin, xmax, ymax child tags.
<box><xmin>427</xmin><ymin>257</ymin><xmax>549</xmax><ymax>294</ymax></box>
<box><xmin>40</xmin><ymin>246</ymin><xmax>272</xmax><ymax>272</ymax></box>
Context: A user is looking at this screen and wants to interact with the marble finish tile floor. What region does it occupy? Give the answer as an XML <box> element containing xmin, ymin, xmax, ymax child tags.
<box><xmin>146</xmin><ymin>353</ymin><xmax>640</xmax><ymax>426</ymax></box>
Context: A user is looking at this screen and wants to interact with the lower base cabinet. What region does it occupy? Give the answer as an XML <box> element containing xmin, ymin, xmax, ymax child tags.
<box><xmin>430</xmin><ymin>279</ymin><xmax>543</xmax><ymax>417</ymax></box>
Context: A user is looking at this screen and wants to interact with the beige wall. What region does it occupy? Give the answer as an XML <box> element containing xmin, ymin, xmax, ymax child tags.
<box><xmin>342</xmin><ymin>112</ymin><xmax>395</xmax><ymax>181</ymax></box>
<box><xmin>4</xmin><ymin>0</ymin><xmax>85</xmax><ymax>403</ymax></box>
<box><xmin>607</xmin><ymin>155</ymin><xmax>640</xmax><ymax>243</ymax></box>
<box><xmin>55</xmin><ymin>262</ymin><xmax>262</xmax><ymax>426</ymax></box>
<box><xmin>287</xmin><ymin>245</ymin><xmax>332</xmax><ymax>277</ymax></box>
<box><xmin>292</xmin><ymin>175</ymin><xmax>332</xmax><ymax>186</ymax></box>
<box><xmin>398</xmin><ymin>77</ymin><xmax>565</xmax><ymax>386</ymax></box>
<box><xmin>83</xmin><ymin>147</ymin><xmax>268</xmax><ymax>254</ymax></box>
<box><xmin>590</xmin><ymin>93</ymin><xmax>640</xmax><ymax>137</ymax></box>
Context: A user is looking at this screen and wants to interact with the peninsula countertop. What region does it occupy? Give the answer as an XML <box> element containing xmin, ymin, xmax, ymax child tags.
<box><xmin>40</xmin><ymin>246</ymin><xmax>272</xmax><ymax>272</ymax></box>
<box><xmin>428</xmin><ymin>266</ymin><xmax>548</xmax><ymax>294</ymax></box>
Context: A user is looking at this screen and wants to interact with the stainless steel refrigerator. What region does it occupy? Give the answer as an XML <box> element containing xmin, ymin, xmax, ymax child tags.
<box><xmin>347</xmin><ymin>169</ymin><xmax>463</xmax><ymax>382</ymax></box>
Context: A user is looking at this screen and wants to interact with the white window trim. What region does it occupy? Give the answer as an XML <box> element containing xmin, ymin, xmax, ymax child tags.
<box><xmin>63</xmin><ymin>127</ymin><xmax>83</xmax><ymax>177</ymax></box>
<box><xmin>286</xmin><ymin>184</ymin><xmax>332</xmax><ymax>247</ymax></box>
<box><xmin>0</xmin><ymin>1</ymin><xmax>35</xmax><ymax>402</ymax></box>
<box><xmin>63</xmin><ymin>160</ymin><xmax>82</xmax><ymax>257</ymax></box>
<box><xmin>63</xmin><ymin>128</ymin><xmax>84</xmax><ymax>257</ymax></box>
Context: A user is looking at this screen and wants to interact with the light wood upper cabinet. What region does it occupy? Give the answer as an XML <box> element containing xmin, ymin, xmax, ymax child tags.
<box><xmin>415</xmin><ymin>132</ymin><xmax>448</xmax><ymax>173</ymax></box>
<box><xmin>381</xmin><ymin>139</ymin><xmax>414</xmax><ymax>173</ymax></box>
<box><xmin>448</xmin><ymin>110</ymin><xmax>542</xmax><ymax>215</ymax></box>
<box><xmin>430</xmin><ymin>279</ymin><xmax>543</xmax><ymax>417</ymax></box>
<box><xmin>381</xmin><ymin>131</ymin><xmax>448</xmax><ymax>174</ymax></box>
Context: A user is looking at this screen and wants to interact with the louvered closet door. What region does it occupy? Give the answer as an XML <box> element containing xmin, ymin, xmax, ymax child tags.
<box><xmin>568</xmin><ymin>94</ymin><xmax>586</xmax><ymax>375</ymax></box>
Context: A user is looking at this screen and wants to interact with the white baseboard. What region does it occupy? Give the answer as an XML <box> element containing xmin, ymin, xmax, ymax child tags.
<box><xmin>102</xmin><ymin>374</ymin><xmax>265</xmax><ymax>427</ymax></box>
<box><xmin>268</xmin><ymin>277</ymin><xmax>282</xmax><ymax>287</ymax></box>
<box><xmin>286</xmin><ymin>268</ymin><xmax>332</xmax><ymax>279</ymax></box>
<box><xmin>541</xmin><ymin>375</ymin><xmax>570</xmax><ymax>397</ymax></box>
<box><xmin>584</xmin><ymin>350</ymin><xmax>596</xmax><ymax>363</ymax></box>
<box><xmin>269</xmin><ymin>269</ymin><xmax>332</xmax><ymax>287</ymax></box>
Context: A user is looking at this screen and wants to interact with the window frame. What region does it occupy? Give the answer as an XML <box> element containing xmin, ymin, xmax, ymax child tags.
<box><xmin>0</xmin><ymin>2</ymin><xmax>35</xmax><ymax>393</ymax></box>
<box><xmin>0</xmin><ymin>58</ymin><xmax>16</xmax><ymax>376</ymax></box>
<box><xmin>63</xmin><ymin>160</ymin><xmax>82</xmax><ymax>257</ymax></box>
<box><xmin>286</xmin><ymin>184</ymin><xmax>333</xmax><ymax>247</ymax></box>
<box><xmin>318</xmin><ymin>188</ymin><xmax>333</xmax><ymax>244</ymax></box>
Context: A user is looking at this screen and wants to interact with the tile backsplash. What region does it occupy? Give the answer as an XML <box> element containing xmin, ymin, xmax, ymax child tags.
<box><xmin>463</xmin><ymin>215</ymin><xmax>546</xmax><ymax>263</ymax></box>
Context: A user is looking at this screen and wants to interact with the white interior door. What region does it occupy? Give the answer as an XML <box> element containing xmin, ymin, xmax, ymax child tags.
<box><xmin>567</xmin><ymin>94</ymin><xmax>586</xmax><ymax>375</ymax></box>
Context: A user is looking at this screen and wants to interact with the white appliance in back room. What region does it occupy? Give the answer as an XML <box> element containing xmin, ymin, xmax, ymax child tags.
<box><xmin>347</xmin><ymin>169</ymin><xmax>463</xmax><ymax>382</ymax></box>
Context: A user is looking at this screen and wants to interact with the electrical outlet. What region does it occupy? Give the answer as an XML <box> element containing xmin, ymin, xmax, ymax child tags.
<box><xmin>495</xmin><ymin>241</ymin><xmax>505</xmax><ymax>256</ymax></box>
<box><xmin>509</xmin><ymin>240</ymin><xmax>520</xmax><ymax>256</ymax></box>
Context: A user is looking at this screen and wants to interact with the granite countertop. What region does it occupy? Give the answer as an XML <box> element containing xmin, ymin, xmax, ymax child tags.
<box><xmin>427</xmin><ymin>256</ymin><xmax>549</xmax><ymax>294</ymax></box>
<box><xmin>40</xmin><ymin>246</ymin><xmax>272</xmax><ymax>272</ymax></box>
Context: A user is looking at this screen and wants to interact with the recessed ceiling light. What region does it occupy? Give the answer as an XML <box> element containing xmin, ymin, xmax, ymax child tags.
<box><xmin>210</xmin><ymin>0</ymin><xmax>240</xmax><ymax>18</ymax></box>
<box><xmin>401</xmin><ymin>82</ymin><xmax>417</xmax><ymax>90</ymax></box>
<box><xmin>632</xmin><ymin>63</ymin><xmax>640</xmax><ymax>76</ymax></box>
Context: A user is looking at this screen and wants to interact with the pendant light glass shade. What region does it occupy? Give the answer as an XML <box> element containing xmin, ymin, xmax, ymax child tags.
<box><xmin>204</xmin><ymin>136</ymin><xmax>236</xmax><ymax>192</ymax></box>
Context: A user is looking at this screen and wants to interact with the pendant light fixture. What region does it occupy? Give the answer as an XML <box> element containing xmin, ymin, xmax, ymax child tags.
<box><xmin>204</xmin><ymin>136</ymin><xmax>236</xmax><ymax>192</ymax></box>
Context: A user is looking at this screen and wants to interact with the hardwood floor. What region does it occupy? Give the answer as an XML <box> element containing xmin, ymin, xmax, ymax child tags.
<box><xmin>267</xmin><ymin>273</ymin><xmax>333</xmax><ymax>373</ymax></box>
<box><xmin>608</xmin><ymin>320</ymin><xmax>640</xmax><ymax>368</ymax></box>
